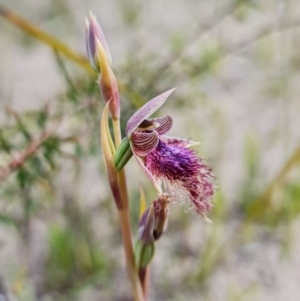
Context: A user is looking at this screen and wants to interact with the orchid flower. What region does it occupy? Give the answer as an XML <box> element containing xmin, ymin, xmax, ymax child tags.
<box><xmin>87</xmin><ymin>12</ymin><xmax>216</xmax><ymax>299</ymax></box>
<box><xmin>124</xmin><ymin>89</ymin><xmax>215</xmax><ymax>218</ymax></box>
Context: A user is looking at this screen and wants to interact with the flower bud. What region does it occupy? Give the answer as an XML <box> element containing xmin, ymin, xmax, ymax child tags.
<box><xmin>97</xmin><ymin>40</ymin><xmax>120</xmax><ymax>120</ymax></box>
<box><xmin>85</xmin><ymin>12</ymin><xmax>112</xmax><ymax>72</ymax></box>
<box><xmin>138</xmin><ymin>193</ymin><xmax>170</xmax><ymax>244</ymax></box>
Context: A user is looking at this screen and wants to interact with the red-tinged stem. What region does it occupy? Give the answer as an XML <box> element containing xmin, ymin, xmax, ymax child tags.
<box><xmin>139</xmin><ymin>266</ymin><xmax>150</xmax><ymax>299</ymax></box>
<box><xmin>113</xmin><ymin>119</ymin><xmax>145</xmax><ymax>301</ymax></box>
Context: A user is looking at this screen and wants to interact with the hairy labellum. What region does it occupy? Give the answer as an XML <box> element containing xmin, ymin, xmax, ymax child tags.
<box><xmin>126</xmin><ymin>89</ymin><xmax>215</xmax><ymax>217</ymax></box>
<box><xmin>145</xmin><ymin>140</ymin><xmax>214</xmax><ymax>216</ymax></box>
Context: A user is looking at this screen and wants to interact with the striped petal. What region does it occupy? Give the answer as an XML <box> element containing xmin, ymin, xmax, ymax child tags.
<box><xmin>126</xmin><ymin>88</ymin><xmax>176</xmax><ymax>137</ymax></box>
<box><xmin>131</xmin><ymin>131</ymin><xmax>159</xmax><ymax>156</ymax></box>
<box><xmin>151</xmin><ymin>115</ymin><xmax>173</xmax><ymax>135</ymax></box>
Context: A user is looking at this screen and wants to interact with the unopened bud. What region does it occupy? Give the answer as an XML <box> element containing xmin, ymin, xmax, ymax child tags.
<box><xmin>138</xmin><ymin>193</ymin><xmax>170</xmax><ymax>244</ymax></box>
<box><xmin>85</xmin><ymin>12</ymin><xmax>112</xmax><ymax>72</ymax></box>
<box><xmin>96</xmin><ymin>40</ymin><xmax>120</xmax><ymax>120</ymax></box>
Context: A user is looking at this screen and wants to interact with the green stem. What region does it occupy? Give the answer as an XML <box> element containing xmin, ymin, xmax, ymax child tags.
<box><xmin>112</xmin><ymin>119</ymin><xmax>145</xmax><ymax>301</ymax></box>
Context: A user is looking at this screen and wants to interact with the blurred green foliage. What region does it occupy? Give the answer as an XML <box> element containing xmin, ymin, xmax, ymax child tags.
<box><xmin>45</xmin><ymin>224</ymin><xmax>107</xmax><ymax>293</ymax></box>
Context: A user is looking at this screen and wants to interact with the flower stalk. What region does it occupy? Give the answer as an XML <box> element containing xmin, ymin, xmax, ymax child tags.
<box><xmin>113</xmin><ymin>118</ymin><xmax>146</xmax><ymax>300</ymax></box>
<box><xmin>88</xmin><ymin>13</ymin><xmax>145</xmax><ymax>300</ymax></box>
<box><xmin>100</xmin><ymin>102</ymin><xmax>145</xmax><ymax>301</ymax></box>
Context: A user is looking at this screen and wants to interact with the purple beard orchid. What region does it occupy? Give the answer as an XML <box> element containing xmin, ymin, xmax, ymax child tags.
<box><xmin>126</xmin><ymin>89</ymin><xmax>215</xmax><ymax>218</ymax></box>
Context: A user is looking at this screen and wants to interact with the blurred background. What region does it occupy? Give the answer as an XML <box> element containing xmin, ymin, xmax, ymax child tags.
<box><xmin>1</xmin><ymin>0</ymin><xmax>300</xmax><ymax>300</ymax></box>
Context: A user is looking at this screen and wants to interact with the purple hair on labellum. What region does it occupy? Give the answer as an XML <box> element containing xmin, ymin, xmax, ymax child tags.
<box><xmin>144</xmin><ymin>140</ymin><xmax>214</xmax><ymax>216</ymax></box>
